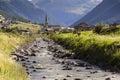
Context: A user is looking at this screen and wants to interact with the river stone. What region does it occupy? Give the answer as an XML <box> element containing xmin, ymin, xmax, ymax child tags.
<box><xmin>63</xmin><ymin>66</ymin><xmax>72</xmax><ymax>70</ymax></box>
<box><xmin>74</xmin><ymin>78</ymin><xmax>82</xmax><ymax>80</ymax></box>
<box><xmin>66</xmin><ymin>74</ymin><xmax>72</xmax><ymax>77</ymax></box>
<box><xmin>11</xmin><ymin>55</ymin><xmax>19</xmax><ymax>61</ymax></box>
<box><xmin>31</xmin><ymin>53</ymin><xmax>36</xmax><ymax>56</ymax></box>
<box><xmin>42</xmin><ymin>76</ymin><xmax>46</xmax><ymax>78</ymax></box>
<box><xmin>105</xmin><ymin>77</ymin><xmax>111</xmax><ymax>80</ymax></box>
<box><xmin>32</xmin><ymin>61</ymin><xmax>37</xmax><ymax>63</ymax></box>
<box><xmin>33</xmin><ymin>69</ymin><xmax>36</xmax><ymax>72</ymax></box>
<box><xmin>21</xmin><ymin>58</ymin><xmax>25</xmax><ymax>61</ymax></box>
<box><xmin>90</xmin><ymin>71</ymin><xmax>98</xmax><ymax>74</ymax></box>
<box><xmin>86</xmin><ymin>66</ymin><xmax>93</xmax><ymax>70</ymax></box>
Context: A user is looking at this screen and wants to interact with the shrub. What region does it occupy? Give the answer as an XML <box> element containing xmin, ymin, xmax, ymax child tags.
<box><xmin>94</xmin><ymin>23</ymin><xmax>104</xmax><ymax>34</ymax></box>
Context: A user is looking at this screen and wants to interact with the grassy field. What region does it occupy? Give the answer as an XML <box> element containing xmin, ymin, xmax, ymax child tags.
<box><xmin>8</xmin><ymin>22</ymin><xmax>41</xmax><ymax>32</ymax></box>
<box><xmin>50</xmin><ymin>29</ymin><xmax>120</xmax><ymax>70</ymax></box>
<box><xmin>0</xmin><ymin>23</ymin><xmax>41</xmax><ymax>80</ymax></box>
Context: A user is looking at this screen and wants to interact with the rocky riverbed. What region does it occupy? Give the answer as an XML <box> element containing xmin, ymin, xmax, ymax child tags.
<box><xmin>12</xmin><ymin>38</ymin><xmax>120</xmax><ymax>80</ymax></box>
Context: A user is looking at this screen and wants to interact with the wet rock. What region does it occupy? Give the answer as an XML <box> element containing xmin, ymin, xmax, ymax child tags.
<box><xmin>74</xmin><ymin>78</ymin><xmax>82</xmax><ymax>80</ymax></box>
<box><xmin>33</xmin><ymin>44</ymin><xmax>38</xmax><ymax>47</ymax></box>
<box><xmin>48</xmin><ymin>68</ymin><xmax>53</xmax><ymax>70</ymax></box>
<box><xmin>32</xmin><ymin>61</ymin><xmax>37</xmax><ymax>63</ymax></box>
<box><xmin>30</xmin><ymin>53</ymin><xmax>36</xmax><ymax>56</ymax></box>
<box><xmin>21</xmin><ymin>58</ymin><xmax>26</xmax><ymax>61</ymax></box>
<box><xmin>112</xmin><ymin>75</ymin><xmax>116</xmax><ymax>78</ymax></box>
<box><xmin>33</xmin><ymin>69</ymin><xmax>36</xmax><ymax>72</ymax></box>
<box><xmin>87</xmin><ymin>76</ymin><xmax>91</xmax><ymax>78</ymax></box>
<box><xmin>76</xmin><ymin>70</ymin><xmax>82</xmax><ymax>72</ymax></box>
<box><xmin>27</xmin><ymin>72</ymin><xmax>29</xmax><ymax>75</ymax></box>
<box><xmin>102</xmin><ymin>74</ymin><xmax>108</xmax><ymax>77</ymax></box>
<box><xmin>105</xmin><ymin>77</ymin><xmax>111</xmax><ymax>80</ymax></box>
<box><xmin>11</xmin><ymin>53</ymin><xmax>26</xmax><ymax>59</ymax></box>
<box><xmin>66</xmin><ymin>75</ymin><xmax>72</xmax><ymax>77</ymax></box>
<box><xmin>52</xmin><ymin>57</ymin><xmax>55</xmax><ymax>60</ymax></box>
<box><xmin>22</xmin><ymin>64</ymin><xmax>26</xmax><ymax>67</ymax></box>
<box><xmin>90</xmin><ymin>71</ymin><xmax>98</xmax><ymax>74</ymax></box>
<box><xmin>24</xmin><ymin>50</ymin><xmax>31</xmax><ymax>56</ymax></box>
<box><xmin>29</xmin><ymin>66</ymin><xmax>34</xmax><ymax>69</ymax></box>
<box><xmin>27</xmin><ymin>60</ymin><xmax>30</xmax><ymax>62</ymax></box>
<box><xmin>63</xmin><ymin>65</ymin><xmax>72</xmax><ymax>70</ymax></box>
<box><xmin>86</xmin><ymin>66</ymin><xmax>93</xmax><ymax>70</ymax></box>
<box><xmin>42</xmin><ymin>76</ymin><xmax>46</xmax><ymax>78</ymax></box>
<box><xmin>26</xmin><ymin>68</ymin><xmax>29</xmax><ymax>71</ymax></box>
<box><xmin>11</xmin><ymin>55</ymin><xmax>19</xmax><ymax>61</ymax></box>
<box><xmin>35</xmin><ymin>66</ymin><xmax>46</xmax><ymax>69</ymax></box>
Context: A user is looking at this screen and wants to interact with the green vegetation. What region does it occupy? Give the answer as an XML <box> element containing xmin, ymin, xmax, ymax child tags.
<box><xmin>94</xmin><ymin>23</ymin><xmax>120</xmax><ymax>35</ymax></box>
<box><xmin>8</xmin><ymin>22</ymin><xmax>41</xmax><ymax>32</ymax></box>
<box><xmin>0</xmin><ymin>23</ymin><xmax>41</xmax><ymax>80</ymax></box>
<box><xmin>50</xmin><ymin>25</ymin><xmax>120</xmax><ymax>70</ymax></box>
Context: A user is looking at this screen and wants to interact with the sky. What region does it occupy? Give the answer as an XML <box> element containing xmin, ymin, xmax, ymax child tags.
<box><xmin>30</xmin><ymin>0</ymin><xmax>103</xmax><ymax>26</ymax></box>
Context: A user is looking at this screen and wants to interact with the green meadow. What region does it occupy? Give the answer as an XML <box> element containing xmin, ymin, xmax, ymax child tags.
<box><xmin>50</xmin><ymin>25</ymin><xmax>120</xmax><ymax>70</ymax></box>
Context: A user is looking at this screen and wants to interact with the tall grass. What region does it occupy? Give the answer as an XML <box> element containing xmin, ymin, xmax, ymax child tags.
<box><xmin>50</xmin><ymin>31</ymin><xmax>120</xmax><ymax>69</ymax></box>
<box><xmin>0</xmin><ymin>23</ymin><xmax>41</xmax><ymax>80</ymax></box>
<box><xmin>0</xmin><ymin>32</ymin><xmax>28</xmax><ymax>80</ymax></box>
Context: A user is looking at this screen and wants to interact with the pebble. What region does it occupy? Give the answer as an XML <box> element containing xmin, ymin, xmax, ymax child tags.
<box><xmin>31</xmin><ymin>53</ymin><xmax>36</xmax><ymax>56</ymax></box>
<box><xmin>66</xmin><ymin>74</ymin><xmax>72</xmax><ymax>77</ymax></box>
<box><xmin>86</xmin><ymin>66</ymin><xmax>93</xmax><ymax>70</ymax></box>
<box><xmin>74</xmin><ymin>78</ymin><xmax>82</xmax><ymax>80</ymax></box>
<box><xmin>33</xmin><ymin>69</ymin><xmax>36</xmax><ymax>72</ymax></box>
<box><xmin>105</xmin><ymin>77</ymin><xmax>111</xmax><ymax>80</ymax></box>
<box><xmin>90</xmin><ymin>71</ymin><xmax>98</xmax><ymax>74</ymax></box>
<box><xmin>33</xmin><ymin>61</ymin><xmax>37</xmax><ymax>63</ymax></box>
<box><xmin>21</xmin><ymin>58</ymin><xmax>25</xmax><ymax>61</ymax></box>
<box><xmin>29</xmin><ymin>66</ymin><xmax>34</xmax><ymax>69</ymax></box>
<box><xmin>42</xmin><ymin>76</ymin><xmax>46</xmax><ymax>78</ymax></box>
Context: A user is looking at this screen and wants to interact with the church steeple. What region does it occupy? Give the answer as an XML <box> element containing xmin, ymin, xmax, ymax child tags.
<box><xmin>45</xmin><ymin>14</ymin><xmax>48</xmax><ymax>28</ymax></box>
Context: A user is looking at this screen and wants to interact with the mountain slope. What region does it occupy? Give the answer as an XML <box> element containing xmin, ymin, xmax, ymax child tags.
<box><xmin>0</xmin><ymin>10</ymin><xmax>28</xmax><ymax>22</ymax></box>
<box><xmin>31</xmin><ymin>0</ymin><xmax>102</xmax><ymax>26</ymax></box>
<box><xmin>72</xmin><ymin>0</ymin><xmax>120</xmax><ymax>26</ymax></box>
<box><xmin>0</xmin><ymin>0</ymin><xmax>58</xmax><ymax>24</ymax></box>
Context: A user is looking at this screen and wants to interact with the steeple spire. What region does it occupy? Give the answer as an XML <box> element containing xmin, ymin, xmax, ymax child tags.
<box><xmin>45</xmin><ymin>14</ymin><xmax>48</xmax><ymax>28</ymax></box>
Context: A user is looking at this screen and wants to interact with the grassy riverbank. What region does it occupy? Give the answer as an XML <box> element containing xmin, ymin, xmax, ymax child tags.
<box><xmin>0</xmin><ymin>23</ymin><xmax>41</xmax><ymax>80</ymax></box>
<box><xmin>50</xmin><ymin>29</ymin><xmax>120</xmax><ymax>70</ymax></box>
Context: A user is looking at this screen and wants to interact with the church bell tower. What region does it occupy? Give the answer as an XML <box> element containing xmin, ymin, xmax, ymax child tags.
<box><xmin>44</xmin><ymin>15</ymin><xmax>48</xmax><ymax>30</ymax></box>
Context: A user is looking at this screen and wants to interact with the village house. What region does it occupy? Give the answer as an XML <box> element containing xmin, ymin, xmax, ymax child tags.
<box><xmin>47</xmin><ymin>25</ymin><xmax>61</xmax><ymax>31</ymax></box>
<box><xmin>0</xmin><ymin>15</ymin><xmax>5</xmax><ymax>27</ymax></box>
<box><xmin>74</xmin><ymin>22</ymin><xmax>91</xmax><ymax>31</ymax></box>
<box><xmin>0</xmin><ymin>15</ymin><xmax>12</xmax><ymax>28</ymax></box>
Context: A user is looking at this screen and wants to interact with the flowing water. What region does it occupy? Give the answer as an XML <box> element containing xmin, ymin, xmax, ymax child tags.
<box><xmin>19</xmin><ymin>38</ymin><xmax>120</xmax><ymax>80</ymax></box>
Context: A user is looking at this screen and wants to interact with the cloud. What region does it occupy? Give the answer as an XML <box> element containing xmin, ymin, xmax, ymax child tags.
<box><xmin>28</xmin><ymin>0</ymin><xmax>32</xmax><ymax>1</ymax></box>
<box><xmin>66</xmin><ymin>0</ymin><xmax>103</xmax><ymax>15</ymax></box>
<box><xmin>68</xmin><ymin>7</ymin><xmax>86</xmax><ymax>15</ymax></box>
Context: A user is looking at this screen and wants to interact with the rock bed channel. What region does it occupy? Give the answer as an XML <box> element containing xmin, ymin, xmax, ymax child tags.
<box><xmin>12</xmin><ymin>38</ymin><xmax>120</xmax><ymax>80</ymax></box>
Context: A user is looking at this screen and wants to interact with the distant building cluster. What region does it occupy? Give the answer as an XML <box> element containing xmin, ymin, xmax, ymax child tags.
<box><xmin>73</xmin><ymin>22</ymin><xmax>94</xmax><ymax>31</ymax></box>
<box><xmin>0</xmin><ymin>15</ymin><xmax>12</xmax><ymax>28</ymax></box>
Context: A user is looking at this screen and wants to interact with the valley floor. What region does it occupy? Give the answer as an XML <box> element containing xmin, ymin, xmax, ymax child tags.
<box><xmin>19</xmin><ymin>38</ymin><xmax>120</xmax><ymax>80</ymax></box>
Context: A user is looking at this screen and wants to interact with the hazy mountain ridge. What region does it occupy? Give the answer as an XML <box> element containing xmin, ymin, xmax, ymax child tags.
<box><xmin>31</xmin><ymin>0</ymin><xmax>102</xmax><ymax>26</ymax></box>
<box><xmin>0</xmin><ymin>0</ymin><xmax>59</xmax><ymax>24</ymax></box>
<box><xmin>0</xmin><ymin>10</ymin><xmax>29</xmax><ymax>22</ymax></box>
<box><xmin>72</xmin><ymin>0</ymin><xmax>120</xmax><ymax>26</ymax></box>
